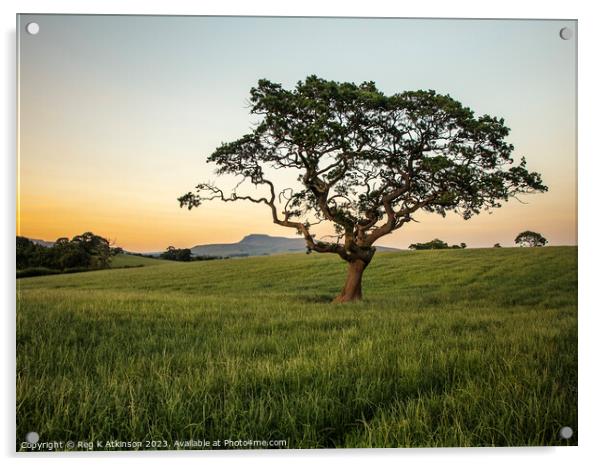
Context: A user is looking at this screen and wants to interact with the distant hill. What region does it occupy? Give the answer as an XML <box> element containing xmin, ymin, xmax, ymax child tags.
<box><xmin>28</xmin><ymin>238</ymin><xmax>55</xmax><ymax>248</ymax></box>
<box><xmin>19</xmin><ymin>234</ymin><xmax>400</xmax><ymax>258</ymax></box>
<box><xmin>191</xmin><ymin>234</ymin><xmax>400</xmax><ymax>258</ymax></box>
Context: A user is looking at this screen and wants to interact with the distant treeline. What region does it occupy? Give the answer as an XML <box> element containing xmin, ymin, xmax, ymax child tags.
<box><xmin>408</xmin><ymin>231</ymin><xmax>549</xmax><ymax>250</ymax></box>
<box><xmin>157</xmin><ymin>246</ymin><xmax>231</xmax><ymax>262</ymax></box>
<box><xmin>409</xmin><ymin>239</ymin><xmax>467</xmax><ymax>250</ymax></box>
<box><xmin>128</xmin><ymin>250</ymin><xmax>234</xmax><ymax>261</ymax></box>
<box><xmin>17</xmin><ymin>232</ymin><xmax>120</xmax><ymax>277</ymax></box>
<box><xmin>160</xmin><ymin>246</ymin><xmax>192</xmax><ymax>261</ymax></box>
<box><xmin>16</xmin><ymin>234</ymin><xmax>243</xmax><ymax>278</ymax></box>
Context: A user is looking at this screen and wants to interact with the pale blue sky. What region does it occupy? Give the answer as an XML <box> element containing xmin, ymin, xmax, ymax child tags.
<box><xmin>18</xmin><ymin>15</ymin><xmax>576</xmax><ymax>250</ymax></box>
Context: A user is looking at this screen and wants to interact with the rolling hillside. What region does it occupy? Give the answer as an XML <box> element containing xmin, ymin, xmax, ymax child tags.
<box><xmin>16</xmin><ymin>247</ymin><xmax>577</xmax><ymax>449</ymax></box>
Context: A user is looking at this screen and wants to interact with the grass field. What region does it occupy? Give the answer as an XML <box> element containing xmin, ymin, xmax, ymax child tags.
<box><xmin>110</xmin><ymin>253</ymin><xmax>169</xmax><ymax>268</ymax></box>
<box><xmin>16</xmin><ymin>247</ymin><xmax>577</xmax><ymax>450</ymax></box>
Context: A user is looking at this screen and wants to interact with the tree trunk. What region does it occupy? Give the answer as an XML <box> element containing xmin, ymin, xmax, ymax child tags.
<box><xmin>333</xmin><ymin>259</ymin><xmax>367</xmax><ymax>303</ymax></box>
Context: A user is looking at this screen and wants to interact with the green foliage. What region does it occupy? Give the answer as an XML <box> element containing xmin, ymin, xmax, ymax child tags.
<box><xmin>52</xmin><ymin>237</ymin><xmax>91</xmax><ymax>269</ymax></box>
<box><xmin>71</xmin><ymin>232</ymin><xmax>112</xmax><ymax>268</ymax></box>
<box><xmin>17</xmin><ymin>237</ymin><xmax>49</xmax><ymax>269</ymax></box>
<box><xmin>17</xmin><ymin>247</ymin><xmax>576</xmax><ymax>448</ymax></box>
<box><xmin>193</xmin><ymin>255</ymin><xmax>229</xmax><ymax>261</ymax></box>
<box><xmin>180</xmin><ymin>76</ymin><xmax>547</xmax><ymax>259</ymax></box>
<box><xmin>515</xmin><ymin>231</ymin><xmax>548</xmax><ymax>247</ymax></box>
<box><xmin>409</xmin><ymin>238</ymin><xmax>467</xmax><ymax>250</ymax></box>
<box><xmin>160</xmin><ymin>246</ymin><xmax>193</xmax><ymax>262</ymax></box>
<box><xmin>409</xmin><ymin>238</ymin><xmax>449</xmax><ymax>250</ymax></box>
<box><xmin>17</xmin><ymin>233</ymin><xmax>113</xmax><ymax>273</ymax></box>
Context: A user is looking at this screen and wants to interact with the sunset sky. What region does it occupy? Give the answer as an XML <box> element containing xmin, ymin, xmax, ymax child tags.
<box><xmin>17</xmin><ymin>15</ymin><xmax>576</xmax><ymax>252</ymax></box>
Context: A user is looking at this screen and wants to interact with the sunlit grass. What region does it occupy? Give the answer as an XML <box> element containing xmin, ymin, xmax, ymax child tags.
<box><xmin>16</xmin><ymin>247</ymin><xmax>577</xmax><ymax>449</ymax></box>
<box><xmin>110</xmin><ymin>253</ymin><xmax>169</xmax><ymax>268</ymax></box>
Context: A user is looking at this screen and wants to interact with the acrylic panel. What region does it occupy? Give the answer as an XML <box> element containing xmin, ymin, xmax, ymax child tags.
<box><xmin>16</xmin><ymin>14</ymin><xmax>577</xmax><ymax>451</ymax></box>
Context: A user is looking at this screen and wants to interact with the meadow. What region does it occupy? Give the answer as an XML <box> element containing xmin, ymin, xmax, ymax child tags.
<box><xmin>109</xmin><ymin>253</ymin><xmax>169</xmax><ymax>268</ymax></box>
<box><xmin>16</xmin><ymin>247</ymin><xmax>577</xmax><ymax>449</ymax></box>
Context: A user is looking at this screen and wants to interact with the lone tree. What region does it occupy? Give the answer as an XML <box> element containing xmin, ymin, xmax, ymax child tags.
<box><xmin>515</xmin><ymin>231</ymin><xmax>548</xmax><ymax>247</ymax></box>
<box><xmin>180</xmin><ymin>76</ymin><xmax>547</xmax><ymax>302</ymax></box>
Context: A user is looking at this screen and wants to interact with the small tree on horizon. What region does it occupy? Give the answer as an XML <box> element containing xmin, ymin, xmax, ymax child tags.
<box><xmin>180</xmin><ymin>76</ymin><xmax>547</xmax><ymax>302</ymax></box>
<box><xmin>409</xmin><ymin>239</ymin><xmax>467</xmax><ymax>250</ymax></box>
<box><xmin>160</xmin><ymin>246</ymin><xmax>193</xmax><ymax>262</ymax></box>
<box><xmin>409</xmin><ymin>239</ymin><xmax>449</xmax><ymax>250</ymax></box>
<box><xmin>515</xmin><ymin>231</ymin><xmax>548</xmax><ymax>247</ymax></box>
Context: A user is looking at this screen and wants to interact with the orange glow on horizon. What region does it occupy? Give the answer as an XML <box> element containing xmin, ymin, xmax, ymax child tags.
<box><xmin>17</xmin><ymin>16</ymin><xmax>576</xmax><ymax>252</ymax></box>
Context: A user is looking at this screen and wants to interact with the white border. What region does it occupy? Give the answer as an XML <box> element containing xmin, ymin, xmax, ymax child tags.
<box><xmin>3</xmin><ymin>1</ymin><xmax>601</xmax><ymax>465</ymax></box>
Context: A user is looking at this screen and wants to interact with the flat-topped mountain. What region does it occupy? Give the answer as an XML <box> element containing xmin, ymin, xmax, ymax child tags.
<box><xmin>191</xmin><ymin>234</ymin><xmax>400</xmax><ymax>258</ymax></box>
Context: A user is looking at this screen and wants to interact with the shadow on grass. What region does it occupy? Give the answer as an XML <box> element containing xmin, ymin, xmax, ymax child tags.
<box><xmin>297</xmin><ymin>294</ymin><xmax>334</xmax><ymax>304</ymax></box>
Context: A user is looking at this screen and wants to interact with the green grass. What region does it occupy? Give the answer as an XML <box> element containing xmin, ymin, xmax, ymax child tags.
<box><xmin>16</xmin><ymin>247</ymin><xmax>577</xmax><ymax>449</ymax></box>
<box><xmin>110</xmin><ymin>253</ymin><xmax>170</xmax><ymax>268</ymax></box>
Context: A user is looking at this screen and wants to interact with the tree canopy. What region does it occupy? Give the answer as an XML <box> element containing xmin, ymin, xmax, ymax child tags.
<box><xmin>17</xmin><ymin>232</ymin><xmax>113</xmax><ymax>272</ymax></box>
<box><xmin>515</xmin><ymin>231</ymin><xmax>548</xmax><ymax>247</ymax></box>
<box><xmin>408</xmin><ymin>239</ymin><xmax>466</xmax><ymax>250</ymax></box>
<box><xmin>180</xmin><ymin>76</ymin><xmax>547</xmax><ymax>301</ymax></box>
<box><xmin>160</xmin><ymin>246</ymin><xmax>193</xmax><ymax>262</ymax></box>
